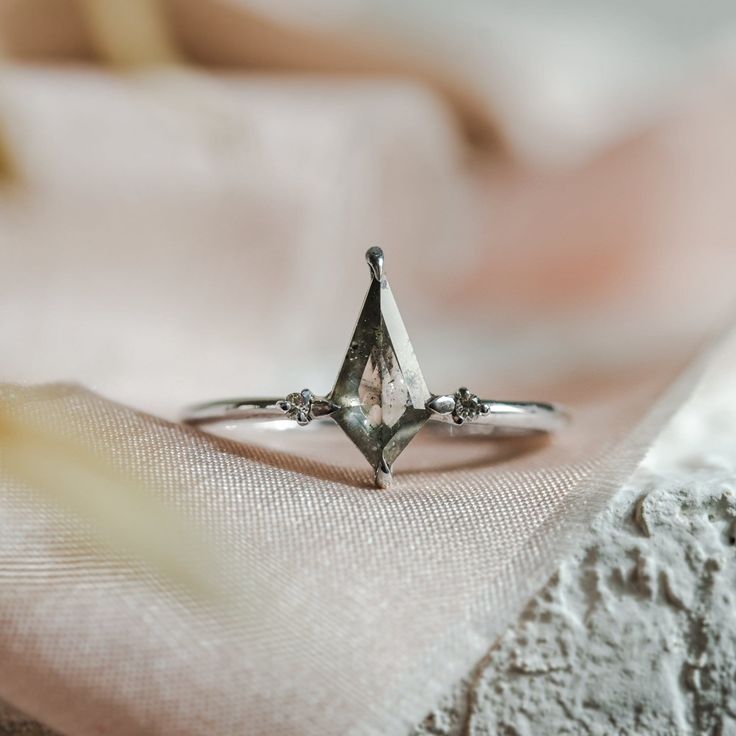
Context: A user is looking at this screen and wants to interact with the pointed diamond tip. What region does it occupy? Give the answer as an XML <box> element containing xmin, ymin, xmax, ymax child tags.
<box><xmin>365</xmin><ymin>246</ymin><xmax>384</xmax><ymax>281</ymax></box>
<box><xmin>374</xmin><ymin>457</ymin><xmax>392</xmax><ymax>489</ymax></box>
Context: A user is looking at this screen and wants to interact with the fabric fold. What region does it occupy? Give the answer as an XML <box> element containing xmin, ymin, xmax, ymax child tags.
<box><xmin>0</xmin><ymin>320</ymin><xmax>726</xmax><ymax>735</ymax></box>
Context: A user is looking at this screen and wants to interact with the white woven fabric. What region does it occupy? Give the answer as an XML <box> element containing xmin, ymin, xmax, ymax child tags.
<box><xmin>0</xmin><ymin>347</ymin><xmax>710</xmax><ymax>736</ymax></box>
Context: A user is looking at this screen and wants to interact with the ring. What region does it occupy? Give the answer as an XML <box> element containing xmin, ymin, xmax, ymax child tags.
<box><xmin>183</xmin><ymin>247</ymin><xmax>568</xmax><ymax>488</ymax></box>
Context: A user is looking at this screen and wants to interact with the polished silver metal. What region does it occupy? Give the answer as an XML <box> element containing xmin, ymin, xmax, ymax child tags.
<box><xmin>185</xmin><ymin>396</ymin><xmax>566</xmax><ymax>434</ymax></box>
<box><xmin>183</xmin><ymin>248</ymin><xmax>568</xmax><ymax>488</ymax></box>
<box><xmin>365</xmin><ymin>246</ymin><xmax>384</xmax><ymax>281</ymax></box>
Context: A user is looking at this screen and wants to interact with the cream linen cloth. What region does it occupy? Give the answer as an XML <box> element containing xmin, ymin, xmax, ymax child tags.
<box><xmin>3</xmin><ymin>4</ymin><xmax>736</xmax><ymax>735</ymax></box>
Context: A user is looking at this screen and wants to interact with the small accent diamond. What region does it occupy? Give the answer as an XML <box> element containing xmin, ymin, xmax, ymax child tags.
<box><xmin>278</xmin><ymin>388</ymin><xmax>313</xmax><ymax>426</ymax></box>
<box><xmin>451</xmin><ymin>387</ymin><xmax>488</xmax><ymax>425</ymax></box>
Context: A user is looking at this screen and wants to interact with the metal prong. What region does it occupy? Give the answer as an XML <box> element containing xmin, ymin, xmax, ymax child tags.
<box><xmin>374</xmin><ymin>456</ymin><xmax>392</xmax><ymax>489</ymax></box>
<box><xmin>426</xmin><ymin>394</ymin><xmax>455</xmax><ymax>415</ymax></box>
<box><xmin>311</xmin><ymin>398</ymin><xmax>338</xmax><ymax>418</ymax></box>
<box><xmin>365</xmin><ymin>246</ymin><xmax>384</xmax><ymax>282</ymax></box>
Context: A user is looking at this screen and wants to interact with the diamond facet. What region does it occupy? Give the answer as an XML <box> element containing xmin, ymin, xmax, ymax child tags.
<box><xmin>330</xmin><ymin>270</ymin><xmax>431</xmax><ymax>477</ymax></box>
<box><xmin>358</xmin><ymin>339</ymin><xmax>409</xmax><ymax>429</ymax></box>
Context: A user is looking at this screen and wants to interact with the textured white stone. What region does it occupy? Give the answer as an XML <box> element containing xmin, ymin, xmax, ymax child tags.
<box><xmin>411</xmin><ymin>354</ymin><xmax>736</xmax><ymax>735</ymax></box>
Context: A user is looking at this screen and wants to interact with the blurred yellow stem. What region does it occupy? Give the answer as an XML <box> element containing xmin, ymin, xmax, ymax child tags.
<box><xmin>0</xmin><ymin>120</ymin><xmax>18</xmax><ymax>182</ymax></box>
<box><xmin>0</xmin><ymin>406</ymin><xmax>223</xmax><ymax>604</ymax></box>
<box><xmin>79</xmin><ymin>0</ymin><xmax>181</xmax><ymax>67</ymax></box>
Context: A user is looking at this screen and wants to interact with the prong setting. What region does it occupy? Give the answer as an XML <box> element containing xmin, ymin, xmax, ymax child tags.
<box><xmin>374</xmin><ymin>456</ymin><xmax>392</xmax><ymax>489</ymax></box>
<box><xmin>365</xmin><ymin>246</ymin><xmax>384</xmax><ymax>282</ymax></box>
<box><xmin>426</xmin><ymin>394</ymin><xmax>456</xmax><ymax>415</ymax></box>
<box><xmin>278</xmin><ymin>388</ymin><xmax>314</xmax><ymax>425</ymax></box>
<box><xmin>451</xmin><ymin>387</ymin><xmax>485</xmax><ymax>425</ymax></box>
<box><xmin>426</xmin><ymin>390</ymin><xmax>489</xmax><ymax>425</ymax></box>
<box><xmin>311</xmin><ymin>398</ymin><xmax>339</xmax><ymax>418</ymax></box>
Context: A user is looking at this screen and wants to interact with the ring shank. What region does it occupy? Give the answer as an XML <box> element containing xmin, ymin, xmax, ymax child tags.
<box><xmin>183</xmin><ymin>397</ymin><xmax>568</xmax><ymax>436</ymax></box>
<box><xmin>184</xmin><ymin>399</ymin><xmax>286</xmax><ymax>424</ymax></box>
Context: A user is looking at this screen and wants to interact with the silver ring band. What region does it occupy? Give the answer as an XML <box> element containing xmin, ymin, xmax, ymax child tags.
<box><xmin>183</xmin><ymin>396</ymin><xmax>567</xmax><ymax>436</ymax></box>
<box><xmin>182</xmin><ymin>247</ymin><xmax>568</xmax><ymax>487</ymax></box>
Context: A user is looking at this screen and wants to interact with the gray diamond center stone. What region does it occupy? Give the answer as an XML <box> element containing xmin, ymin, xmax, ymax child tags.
<box><xmin>330</xmin><ymin>248</ymin><xmax>431</xmax><ymax>487</ymax></box>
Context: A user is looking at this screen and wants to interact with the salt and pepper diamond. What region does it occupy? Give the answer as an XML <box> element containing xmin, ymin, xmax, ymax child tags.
<box><xmin>277</xmin><ymin>251</ymin><xmax>492</xmax><ymax>487</ymax></box>
<box><xmin>328</xmin><ymin>247</ymin><xmax>432</xmax><ymax>488</ymax></box>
